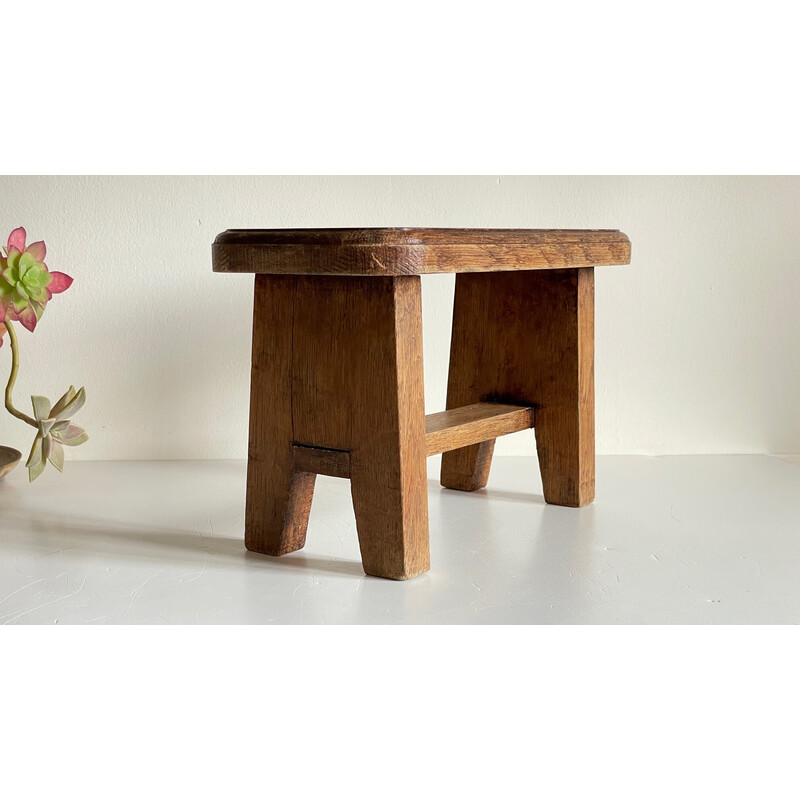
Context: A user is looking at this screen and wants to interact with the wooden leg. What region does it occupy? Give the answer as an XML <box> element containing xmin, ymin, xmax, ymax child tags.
<box><xmin>292</xmin><ymin>275</ymin><xmax>429</xmax><ymax>580</ymax></box>
<box><xmin>440</xmin><ymin>273</ymin><xmax>496</xmax><ymax>491</ymax></box>
<box><xmin>439</xmin><ymin>439</ymin><xmax>495</xmax><ymax>492</ymax></box>
<box><xmin>440</xmin><ymin>268</ymin><xmax>595</xmax><ymax>507</ymax></box>
<box><xmin>534</xmin><ymin>269</ymin><xmax>595</xmax><ymax>506</ymax></box>
<box><xmin>246</xmin><ymin>276</ymin><xmax>316</xmax><ymax>555</ymax></box>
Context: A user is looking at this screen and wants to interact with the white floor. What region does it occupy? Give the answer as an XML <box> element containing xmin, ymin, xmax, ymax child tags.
<box><xmin>1</xmin><ymin>455</ymin><xmax>799</xmax><ymax>624</ymax></box>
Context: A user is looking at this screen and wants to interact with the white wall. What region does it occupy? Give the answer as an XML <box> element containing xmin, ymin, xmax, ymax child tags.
<box><xmin>1</xmin><ymin>176</ymin><xmax>799</xmax><ymax>460</ymax></box>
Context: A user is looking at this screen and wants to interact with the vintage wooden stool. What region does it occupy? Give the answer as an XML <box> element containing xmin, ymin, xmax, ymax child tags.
<box><xmin>213</xmin><ymin>228</ymin><xmax>631</xmax><ymax>580</ymax></box>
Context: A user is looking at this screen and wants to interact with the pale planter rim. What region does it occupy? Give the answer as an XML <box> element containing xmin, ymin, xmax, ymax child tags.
<box><xmin>0</xmin><ymin>445</ymin><xmax>22</xmax><ymax>480</ymax></box>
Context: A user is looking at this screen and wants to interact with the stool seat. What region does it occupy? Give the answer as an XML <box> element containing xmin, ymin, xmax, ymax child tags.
<box><xmin>213</xmin><ymin>227</ymin><xmax>631</xmax><ymax>276</ymax></box>
<box><xmin>215</xmin><ymin>226</ymin><xmax>630</xmax><ymax>579</ymax></box>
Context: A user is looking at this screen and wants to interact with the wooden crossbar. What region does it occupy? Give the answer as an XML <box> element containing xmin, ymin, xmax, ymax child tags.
<box><xmin>424</xmin><ymin>402</ymin><xmax>534</xmax><ymax>457</ymax></box>
<box><xmin>292</xmin><ymin>403</ymin><xmax>533</xmax><ymax>479</ymax></box>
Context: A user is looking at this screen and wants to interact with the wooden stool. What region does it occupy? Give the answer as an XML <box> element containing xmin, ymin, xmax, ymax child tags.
<box><xmin>213</xmin><ymin>228</ymin><xmax>631</xmax><ymax>580</ymax></box>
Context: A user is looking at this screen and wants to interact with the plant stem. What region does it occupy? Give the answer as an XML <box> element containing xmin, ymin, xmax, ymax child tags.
<box><xmin>3</xmin><ymin>319</ymin><xmax>37</xmax><ymax>428</ymax></box>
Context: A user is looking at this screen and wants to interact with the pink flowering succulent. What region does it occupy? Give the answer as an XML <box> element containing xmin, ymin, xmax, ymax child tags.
<box><xmin>1</xmin><ymin>227</ymin><xmax>87</xmax><ymax>481</ymax></box>
<box><xmin>0</xmin><ymin>227</ymin><xmax>73</xmax><ymax>337</ymax></box>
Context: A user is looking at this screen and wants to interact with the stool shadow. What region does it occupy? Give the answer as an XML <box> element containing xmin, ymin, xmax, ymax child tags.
<box><xmin>245</xmin><ymin>550</ymin><xmax>364</xmax><ymax>577</ymax></box>
<box><xmin>429</xmin><ymin>479</ymin><xmax>545</xmax><ymax>505</ymax></box>
<box><xmin>0</xmin><ymin>510</ymin><xmax>364</xmax><ymax>579</ymax></box>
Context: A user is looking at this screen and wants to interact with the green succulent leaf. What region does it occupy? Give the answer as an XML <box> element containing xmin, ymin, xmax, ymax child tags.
<box><xmin>51</xmin><ymin>386</ymin><xmax>77</xmax><ymax>419</ymax></box>
<box><xmin>26</xmin><ymin>434</ymin><xmax>43</xmax><ymax>468</ymax></box>
<box><xmin>23</xmin><ymin>266</ymin><xmax>51</xmax><ymax>291</ymax></box>
<box><xmin>38</xmin><ymin>418</ymin><xmax>56</xmax><ymax>438</ymax></box>
<box><xmin>48</xmin><ymin>440</ymin><xmax>65</xmax><ymax>472</ymax></box>
<box><xmin>11</xmin><ymin>290</ymin><xmax>28</xmax><ymax>311</ymax></box>
<box><xmin>28</xmin><ymin>457</ymin><xmax>46</xmax><ymax>482</ymax></box>
<box><xmin>55</xmin><ymin>386</ymin><xmax>86</xmax><ymax>422</ymax></box>
<box><xmin>31</xmin><ymin>395</ymin><xmax>52</xmax><ymax>421</ymax></box>
<box><xmin>18</xmin><ymin>251</ymin><xmax>35</xmax><ymax>275</ymax></box>
<box><xmin>56</xmin><ymin>425</ymin><xmax>89</xmax><ymax>447</ymax></box>
<box><xmin>5</xmin><ymin>249</ymin><xmax>20</xmax><ymax>270</ymax></box>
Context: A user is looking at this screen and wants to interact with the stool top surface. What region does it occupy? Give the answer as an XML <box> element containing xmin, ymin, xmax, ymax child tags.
<box><xmin>213</xmin><ymin>227</ymin><xmax>631</xmax><ymax>276</ymax></box>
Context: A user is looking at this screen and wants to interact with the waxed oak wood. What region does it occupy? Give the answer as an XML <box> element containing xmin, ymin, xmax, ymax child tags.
<box><xmin>246</xmin><ymin>274</ymin><xmax>429</xmax><ymax>580</ymax></box>
<box><xmin>441</xmin><ymin>268</ymin><xmax>595</xmax><ymax>506</ymax></box>
<box><xmin>245</xmin><ymin>276</ymin><xmax>315</xmax><ymax>556</ymax></box>
<box><xmin>213</xmin><ymin>228</ymin><xmax>631</xmax><ymax>276</ymax></box>
<box><xmin>291</xmin><ymin>275</ymin><xmax>429</xmax><ymax>580</ymax></box>
<box><xmin>228</xmin><ymin>226</ymin><xmax>622</xmax><ymax>580</ymax></box>
<box><xmin>292</xmin><ymin>276</ymin><xmax>430</xmax><ymax>580</ymax></box>
<box><xmin>295</xmin><ymin>404</ymin><xmax>534</xmax><ymax>470</ymax></box>
<box><xmin>425</xmin><ymin>403</ymin><xmax>533</xmax><ymax>457</ymax></box>
<box><xmin>293</xmin><ymin>445</ymin><xmax>351</xmax><ymax>479</ymax></box>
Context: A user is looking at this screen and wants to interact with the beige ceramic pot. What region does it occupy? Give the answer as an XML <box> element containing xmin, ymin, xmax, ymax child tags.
<box><xmin>0</xmin><ymin>446</ymin><xmax>22</xmax><ymax>480</ymax></box>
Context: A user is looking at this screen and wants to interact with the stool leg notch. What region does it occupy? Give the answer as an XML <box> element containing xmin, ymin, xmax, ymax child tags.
<box><xmin>246</xmin><ymin>276</ymin><xmax>318</xmax><ymax>555</ymax></box>
<box><xmin>441</xmin><ymin>268</ymin><xmax>595</xmax><ymax>507</ymax></box>
<box><xmin>248</xmin><ymin>274</ymin><xmax>429</xmax><ymax>580</ymax></box>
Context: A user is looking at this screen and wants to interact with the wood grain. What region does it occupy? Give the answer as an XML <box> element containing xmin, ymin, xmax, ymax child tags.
<box><xmin>440</xmin><ymin>268</ymin><xmax>595</xmax><ymax>506</ymax></box>
<box><xmin>213</xmin><ymin>228</ymin><xmax>631</xmax><ymax>276</ymax></box>
<box><xmin>425</xmin><ymin>402</ymin><xmax>533</xmax><ymax>457</ymax></box>
<box><xmin>232</xmin><ymin>227</ymin><xmax>619</xmax><ymax>578</ymax></box>
<box><xmin>292</xmin><ymin>445</ymin><xmax>351</xmax><ymax>479</ymax></box>
<box><xmin>245</xmin><ymin>275</ymin><xmax>316</xmax><ymax>556</ymax></box>
<box><xmin>291</xmin><ymin>275</ymin><xmax>429</xmax><ymax>580</ymax></box>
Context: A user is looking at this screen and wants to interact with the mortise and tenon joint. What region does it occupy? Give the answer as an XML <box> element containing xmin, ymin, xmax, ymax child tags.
<box><xmin>213</xmin><ymin>227</ymin><xmax>631</xmax><ymax>580</ymax></box>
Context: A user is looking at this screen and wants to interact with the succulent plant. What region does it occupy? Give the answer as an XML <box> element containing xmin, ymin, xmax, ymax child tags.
<box><xmin>26</xmin><ymin>387</ymin><xmax>88</xmax><ymax>482</ymax></box>
<box><xmin>2</xmin><ymin>227</ymin><xmax>87</xmax><ymax>481</ymax></box>
<box><xmin>0</xmin><ymin>227</ymin><xmax>73</xmax><ymax>335</ymax></box>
